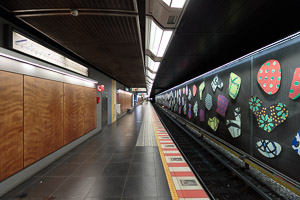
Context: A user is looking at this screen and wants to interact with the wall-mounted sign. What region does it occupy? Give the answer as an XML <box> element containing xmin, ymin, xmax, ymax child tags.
<box><xmin>131</xmin><ymin>88</ymin><xmax>147</xmax><ymax>92</ymax></box>
<box><xmin>97</xmin><ymin>85</ymin><xmax>104</xmax><ymax>92</ymax></box>
<box><xmin>12</xmin><ymin>32</ymin><xmax>88</xmax><ymax>76</ymax></box>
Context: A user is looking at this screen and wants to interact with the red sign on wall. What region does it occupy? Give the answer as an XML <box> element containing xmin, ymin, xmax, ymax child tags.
<box><xmin>97</xmin><ymin>85</ymin><xmax>104</xmax><ymax>92</ymax></box>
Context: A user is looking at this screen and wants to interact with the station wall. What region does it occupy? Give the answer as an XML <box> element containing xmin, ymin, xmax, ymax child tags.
<box><xmin>0</xmin><ymin>17</ymin><xmax>128</xmax><ymax>195</ymax></box>
<box><xmin>0</xmin><ymin>69</ymin><xmax>97</xmax><ymax>181</ymax></box>
<box><xmin>155</xmin><ymin>34</ymin><xmax>300</xmax><ymax>184</ymax></box>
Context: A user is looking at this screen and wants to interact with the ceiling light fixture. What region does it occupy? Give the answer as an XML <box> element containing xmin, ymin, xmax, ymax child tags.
<box><xmin>147</xmin><ymin>69</ymin><xmax>156</xmax><ymax>80</ymax></box>
<box><xmin>157</xmin><ymin>30</ymin><xmax>173</xmax><ymax>57</ymax></box>
<box><xmin>146</xmin><ymin>56</ymin><xmax>160</xmax><ymax>72</ymax></box>
<box><xmin>147</xmin><ymin>77</ymin><xmax>154</xmax><ymax>83</ymax></box>
<box><xmin>146</xmin><ymin>17</ymin><xmax>173</xmax><ymax>58</ymax></box>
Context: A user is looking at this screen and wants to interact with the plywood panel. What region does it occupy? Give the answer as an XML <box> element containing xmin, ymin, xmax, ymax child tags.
<box><xmin>0</xmin><ymin>71</ymin><xmax>23</xmax><ymax>181</ymax></box>
<box><xmin>64</xmin><ymin>83</ymin><xmax>84</xmax><ymax>145</ymax></box>
<box><xmin>24</xmin><ymin>76</ymin><xmax>63</xmax><ymax>167</ymax></box>
<box><xmin>83</xmin><ymin>87</ymin><xmax>97</xmax><ymax>134</ymax></box>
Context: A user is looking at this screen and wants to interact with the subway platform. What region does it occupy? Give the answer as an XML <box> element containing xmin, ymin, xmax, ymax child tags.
<box><xmin>1</xmin><ymin>102</ymin><xmax>209</xmax><ymax>200</ymax></box>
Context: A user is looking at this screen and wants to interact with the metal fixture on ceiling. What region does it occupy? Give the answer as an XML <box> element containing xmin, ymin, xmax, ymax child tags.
<box><xmin>70</xmin><ymin>9</ymin><xmax>79</xmax><ymax>17</ymax></box>
<box><xmin>145</xmin><ymin>0</ymin><xmax>187</xmax><ymax>94</ymax></box>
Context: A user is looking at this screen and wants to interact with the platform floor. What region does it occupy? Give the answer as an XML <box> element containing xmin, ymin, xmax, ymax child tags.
<box><xmin>2</xmin><ymin>102</ymin><xmax>171</xmax><ymax>200</ymax></box>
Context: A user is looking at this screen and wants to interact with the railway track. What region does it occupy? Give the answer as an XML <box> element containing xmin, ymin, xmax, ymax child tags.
<box><xmin>153</xmin><ymin>104</ymin><xmax>283</xmax><ymax>200</ymax></box>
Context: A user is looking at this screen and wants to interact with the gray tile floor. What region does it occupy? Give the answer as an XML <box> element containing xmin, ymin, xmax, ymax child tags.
<box><xmin>1</xmin><ymin>103</ymin><xmax>171</xmax><ymax>200</ymax></box>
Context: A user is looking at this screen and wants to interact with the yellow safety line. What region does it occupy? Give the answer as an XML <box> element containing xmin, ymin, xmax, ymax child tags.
<box><xmin>244</xmin><ymin>159</ymin><xmax>300</xmax><ymax>196</ymax></box>
<box><xmin>151</xmin><ymin>114</ymin><xmax>179</xmax><ymax>200</ymax></box>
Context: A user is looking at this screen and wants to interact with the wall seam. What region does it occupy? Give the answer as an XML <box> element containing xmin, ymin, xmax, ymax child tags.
<box><xmin>22</xmin><ymin>75</ymin><xmax>24</xmax><ymax>169</ymax></box>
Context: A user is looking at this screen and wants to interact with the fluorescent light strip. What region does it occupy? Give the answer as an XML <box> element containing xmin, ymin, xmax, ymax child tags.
<box><xmin>13</xmin><ymin>32</ymin><xmax>88</xmax><ymax>76</ymax></box>
<box><xmin>146</xmin><ymin>56</ymin><xmax>160</xmax><ymax>72</ymax></box>
<box><xmin>147</xmin><ymin>78</ymin><xmax>153</xmax><ymax>83</ymax></box>
<box><xmin>0</xmin><ymin>51</ymin><xmax>98</xmax><ymax>84</ymax></box>
<box><xmin>156</xmin><ymin>30</ymin><xmax>300</xmax><ymax>96</ymax></box>
<box><xmin>147</xmin><ymin>70</ymin><xmax>156</xmax><ymax>79</ymax></box>
<box><xmin>157</xmin><ymin>30</ymin><xmax>173</xmax><ymax>57</ymax></box>
<box><xmin>146</xmin><ymin>18</ymin><xmax>173</xmax><ymax>58</ymax></box>
<box><xmin>149</xmin><ymin>20</ymin><xmax>163</xmax><ymax>56</ymax></box>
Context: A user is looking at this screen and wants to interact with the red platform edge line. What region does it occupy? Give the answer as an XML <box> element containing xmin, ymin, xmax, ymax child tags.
<box><xmin>152</xmin><ymin>110</ymin><xmax>210</xmax><ymax>200</ymax></box>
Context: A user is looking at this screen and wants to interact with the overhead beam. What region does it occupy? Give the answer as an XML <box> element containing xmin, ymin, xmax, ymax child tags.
<box><xmin>13</xmin><ymin>8</ymin><xmax>138</xmax><ymax>18</ymax></box>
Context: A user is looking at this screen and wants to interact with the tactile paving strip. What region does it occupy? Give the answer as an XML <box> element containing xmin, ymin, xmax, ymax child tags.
<box><xmin>136</xmin><ymin>105</ymin><xmax>157</xmax><ymax>146</ymax></box>
<box><xmin>151</xmin><ymin>106</ymin><xmax>210</xmax><ymax>200</ymax></box>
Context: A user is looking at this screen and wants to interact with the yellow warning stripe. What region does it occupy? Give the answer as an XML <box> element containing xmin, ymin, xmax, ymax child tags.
<box><xmin>152</xmin><ymin>115</ymin><xmax>179</xmax><ymax>200</ymax></box>
<box><xmin>202</xmin><ymin>131</ymin><xmax>300</xmax><ymax>196</ymax></box>
<box><xmin>244</xmin><ymin>159</ymin><xmax>300</xmax><ymax>196</ymax></box>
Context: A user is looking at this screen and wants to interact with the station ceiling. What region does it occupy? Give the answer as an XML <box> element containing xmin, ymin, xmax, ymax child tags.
<box><xmin>0</xmin><ymin>0</ymin><xmax>300</xmax><ymax>94</ymax></box>
<box><xmin>153</xmin><ymin>0</ymin><xmax>300</xmax><ymax>96</ymax></box>
<box><xmin>0</xmin><ymin>0</ymin><xmax>146</xmax><ymax>88</ymax></box>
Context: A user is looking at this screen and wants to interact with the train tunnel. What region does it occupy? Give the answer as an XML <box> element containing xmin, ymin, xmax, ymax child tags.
<box><xmin>0</xmin><ymin>0</ymin><xmax>300</xmax><ymax>199</ymax></box>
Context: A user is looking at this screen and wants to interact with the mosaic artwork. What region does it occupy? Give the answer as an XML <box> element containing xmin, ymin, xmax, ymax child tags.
<box><xmin>199</xmin><ymin>81</ymin><xmax>205</xmax><ymax>100</ymax></box>
<box><xmin>186</xmin><ymin>85</ymin><xmax>188</xmax><ymax>95</ymax></box>
<box><xmin>193</xmin><ymin>85</ymin><xmax>197</xmax><ymax>96</ymax></box>
<box><xmin>292</xmin><ymin>131</ymin><xmax>300</xmax><ymax>155</ymax></box>
<box><xmin>193</xmin><ymin>101</ymin><xmax>198</xmax><ymax>117</ymax></box>
<box><xmin>289</xmin><ymin>68</ymin><xmax>300</xmax><ymax>100</ymax></box>
<box><xmin>226</xmin><ymin>107</ymin><xmax>241</xmax><ymax>138</ymax></box>
<box><xmin>199</xmin><ymin>109</ymin><xmax>205</xmax><ymax>122</ymax></box>
<box><xmin>228</xmin><ymin>72</ymin><xmax>241</xmax><ymax>99</ymax></box>
<box><xmin>179</xmin><ymin>88</ymin><xmax>181</xmax><ymax>96</ymax></box>
<box><xmin>188</xmin><ymin>89</ymin><xmax>192</xmax><ymax>101</ymax></box>
<box><xmin>188</xmin><ymin>104</ymin><xmax>192</xmax><ymax>119</ymax></box>
<box><xmin>257</xmin><ymin>59</ymin><xmax>281</xmax><ymax>95</ymax></box>
<box><xmin>179</xmin><ymin>106</ymin><xmax>182</xmax><ymax>114</ymax></box>
<box><xmin>172</xmin><ymin>95</ymin><xmax>175</xmax><ymax>107</ymax></box>
<box><xmin>208</xmin><ymin>117</ymin><xmax>219</xmax><ymax>132</ymax></box>
<box><xmin>205</xmin><ymin>93</ymin><xmax>212</xmax><ymax>110</ymax></box>
<box><xmin>249</xmin><ymin>96</ymin><xmax>288</xmax><ymax>132</ymax></box>
<box><xmin>216</xmin><ymin>95</ymin><xmax>229</xmax><ymax>117</ymax></box>
<box><xmin>183</xmin><ymin>103</ymin><xmax>187</xmax><ymax>115</ymax></box>
<box><xmin>256</xmin><ymin>140</ymin><xmax>282</xmax><ymax>158</ymax></box>
<box><xmin>183</xmin><ymin>87</ymin><xmax>185</xmax><ymax>95</ymax></box>
<box><xmin>211</xmin><ymin>75</ymin><xmax>223</xmax><ymax>92</ymax></box>
<box><xmin>182</xmin><ymin>96</ymin><xmax>184</xmax><ymax>106</ymax></box>
<box><xmin>174</xmin><ymin>103</ymin><xmax>178</xmax><ymax>112</ymax></box>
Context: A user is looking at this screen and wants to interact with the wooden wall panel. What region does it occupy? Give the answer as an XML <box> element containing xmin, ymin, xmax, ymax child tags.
<box><xmin>24</xmin><ymin>76</ymin><xmax>63</xmax><ymax>167</ymax></box>
<box><xmin>119</xmin><ymin>93</ymin><xmax>132</xmax><ymax>114</ymax></box>
<box><xmin>0</xmin><ymin>71</ymin><xmax>23</xmax><ymax>181</ymax></box>
<box><xmin>83</xmin><ymin>87</ymin><xmax>97</xmax><ymax>134</ymax></box>
<box><xmin>64</xmin><ymin>83</ymin><xmax>84</xmax><ymax>145</ymax></box>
